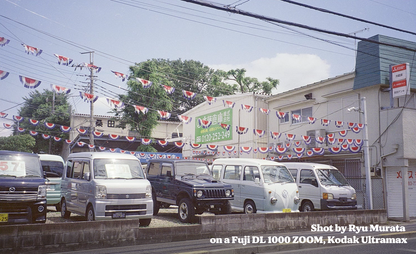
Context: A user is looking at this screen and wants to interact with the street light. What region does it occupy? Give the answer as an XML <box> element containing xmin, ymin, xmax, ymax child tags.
<box><xmin>348</xmin><ymin>97</ymin><xmax>373</xmax><ymax>209</ymax></box>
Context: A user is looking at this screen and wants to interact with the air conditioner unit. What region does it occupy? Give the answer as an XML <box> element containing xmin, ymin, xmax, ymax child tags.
<box><xmin>306</xmin><ymin>129</ymin><xmax>326</xmax><ymax>149</ymax></box>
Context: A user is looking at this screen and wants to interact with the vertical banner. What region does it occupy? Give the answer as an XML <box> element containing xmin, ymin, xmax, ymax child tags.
<box><xmin>391</xmin><ymin>63</ymin><xmax>410</xmax><ymax>98</ymax></box>
<box><xmin>195</xmin><ymin>108</ymin><xmax>233</xmax><ymax>144</ymax></box>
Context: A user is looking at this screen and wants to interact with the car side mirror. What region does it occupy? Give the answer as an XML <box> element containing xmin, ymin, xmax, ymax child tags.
<box><xmin>166</xmin><ymin>171</ymin><xmax>172</xmax><ymax>177</ymax></box>
<box><xmin>311</xmin><ymin>179</ymin><xmax>318</xmax><ymax>187</ymax></box>
<box><xmin>254</xmin><ymin>177</ymin><xmax>260</xmax><ymax>184</ymax></box>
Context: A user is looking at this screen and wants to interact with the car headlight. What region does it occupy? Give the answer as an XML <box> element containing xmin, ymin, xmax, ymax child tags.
<box><xmin>197</xmin><ymin>190</ymin><xmax>203</xmax><ymax>198</ymax></box>
<box><xmin>146</xmin><ymin>185</ymin><xmax>152</xmax><ymax>198</ymax></box>
<box><xmin>351</xmin><ymin>193</ymin><xmax>356</xmax><ymax>200</ymax></box>
<box><xmin>37</xmin><ymin>185</ymin><xmax>47</xmax><ymax>199</ymax></box>
<box><xmin>95</xmin><ymin>185</ymin><xmax>107</xmax><ymax>199</ymax></box>
<box><xmin>323</xmin><ymin>193</ymin><xmax>333</xmax><ymax>200</ymax></box>
<box><xmin>270</xmin><ymin>197</ymin><xmax>277</xmax><ymax>204</ymax></box>
<box><xmin>294</xmin><ymin>196</ymin><xmax>300</xmax><ymax>204</ymax></box>
<box><xmin>225</xmin><ymin>189</ymin><xmax>231</xmax><ymax>197</ymax></box>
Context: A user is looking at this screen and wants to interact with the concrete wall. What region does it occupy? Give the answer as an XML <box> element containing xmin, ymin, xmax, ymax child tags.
<box><xmin>0</xmin><ymin>210</ymin><xmax>387</xmax><ymax>254</ymax></box>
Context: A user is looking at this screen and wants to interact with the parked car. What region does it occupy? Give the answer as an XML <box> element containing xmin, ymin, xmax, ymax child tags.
<box><xmin>283</xmin><ymin>162</ymin><xmax>357</xmax><ymax>212</ymax></box>
<box><xmin>60</xmin><ymin>152</ymin><xmax>153</xmax><ymax>226</ymax></box>
<box><xmin>146</xmin><ymin>159</ymin><xmax>234</xmax><ymax>223</ymax></box>
<box><xmin>39</xmin><ymin>154</ymin><xmax>65</xmax><ymax>211</ymax></box>
<box><xmin>212</xmin><ymin>158</ymin><xmax>300</xmax><ymax>214</ymax></box>
<box><xmin>0</xmin><ymin>150</ymin><xmax>47</xmax><ymax>224</ymax></box>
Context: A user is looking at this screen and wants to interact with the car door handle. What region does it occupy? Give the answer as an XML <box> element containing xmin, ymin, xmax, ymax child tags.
<box><xmin>298</xmin><ymin>186</ymin><xmax>302</xmax><ymax>188</ymax></box>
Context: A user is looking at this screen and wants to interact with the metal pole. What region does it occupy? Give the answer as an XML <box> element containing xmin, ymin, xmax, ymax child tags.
<box><xmin>48</xmin><ymin>91</ymin><xmax>55</xmax><ymax>154</ymax></box>
<box><xmin>81</xmin><ymin>51</ymin><xmax>95</xmax><ymax>151</ymax></box>
<box><xmin>362</xmin><ymin>97</ymin><xmax>373</xmax><ymax>209</ymax></box>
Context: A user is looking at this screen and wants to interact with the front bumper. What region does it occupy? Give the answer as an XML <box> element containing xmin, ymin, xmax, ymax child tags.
<box><xmin>94</xmin><ymin>198</ymin><xmax>153</xmax><ymax>220</ymax></box>
<box><xmin>321</xmin><ymin>199</ymin><xmax>357</xmax><ymax>210</ymax></box>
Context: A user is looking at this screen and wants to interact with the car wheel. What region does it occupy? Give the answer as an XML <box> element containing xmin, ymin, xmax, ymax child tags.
<box><xmin>300</xmin><ymin>201</ymin><xmax>314</xmax><ymax>212</ymax></box>
<box><xmin>60</xmin><ymin>199</ymin><xmax>71</xmax><ymax>219</ymax></box>
<box><xmin>139</xmin><ymin>218</ymin><xmax>152</xmax><ymax>227</ymax></box>
<box><xmin>244</xmin><ymin>200</ymin><xmax>257</xmax><ymax>214</ymax></box>
<box><xmin>219</xmin><ymin>201</ymin><xmax>232</xmax><ymax>214</ymax></box>
<box><xmin>178</xmin><ymin>198</ymin><xmax>195</xmax><ymax>223</ymax></box>
<box><xmin>86</xmin><ymin>205</ymin><xmax>95</xmax><ymax>221</ymax></box>
<box><xmin>153</xmin><ymin>193</ymin><xmax>160</xmax><ymax>216</ymax></box>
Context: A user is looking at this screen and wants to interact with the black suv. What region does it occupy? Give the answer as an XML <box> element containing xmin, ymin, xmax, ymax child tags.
<box><xmin>0</xmin><ymin>150</ymin><xmax>47</xmax><ymax>224</ymax></box>
<box><xmin>147</xmin><ymin>159</ymin><xmax>234</xmax><ymax>223</ymax></box>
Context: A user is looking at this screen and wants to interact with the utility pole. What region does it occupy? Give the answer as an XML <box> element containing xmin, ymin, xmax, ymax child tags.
<box><xmin>48</xmin><ymin>91</ymin><xmax>55</xmax><ymax>154</ymax></box>
<box><xmin>81</xmin><ymin>51</ymin><xmax>95</xmax><ymax>151</ymax></box>
<box><xmin>362</xmin><ymin>97</ymin><xmax>373</xmax><ymax>209</ymax></box>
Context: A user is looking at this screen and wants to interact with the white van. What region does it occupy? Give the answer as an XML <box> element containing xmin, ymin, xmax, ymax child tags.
<box><xmin>212</xmin><ymin>158</ymin><xmax>300</xmax><ymax>213</ymax></box>
<box><xmin>39</xmin><ymin>154</ymin><xmax>65</xmax><ymax>211</ymax></box>
<box><xmin>61</xmin><ymin>152</ymin><xmax>153</xmax><ymax>226</ymax></box>
<box><xmin>283</xmin><ymin>162</ymin><xmax>357</xmax><ymax>212</ymax></box>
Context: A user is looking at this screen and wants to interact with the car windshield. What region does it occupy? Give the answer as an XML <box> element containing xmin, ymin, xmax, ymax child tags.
<box><xmin>0</xmin><ymin>154</ymin><xmax>43</xmax><ymax>177</ymax></box>
<box><xmin>175</xmin><ymin>162</ymin><xmax>211</xmax><ymax>176</ymax></box>
<box><xmin>262</xmin><ymin>165</ymin><xmax>294</xmax><ymax>183</ymax></box>
<box><xmin>41</xmin><ymin>161</ymin><xmax>64</xmax><ymax>177</ymax></box>
<box><xmin>93</xmin><ymin>158</ymin><xmax>145</xmax><ymax>179</ymax></box>
<box><xmin>317</xmin><ymin>169</ymin><xmax>349</xmax><ymax>186</ymax></box>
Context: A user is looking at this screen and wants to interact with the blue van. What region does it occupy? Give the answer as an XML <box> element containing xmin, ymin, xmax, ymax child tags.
<box><xmin>0</xmin><ymin>150</ymin><xmax>47</xmax><ymax>224</ymax></box>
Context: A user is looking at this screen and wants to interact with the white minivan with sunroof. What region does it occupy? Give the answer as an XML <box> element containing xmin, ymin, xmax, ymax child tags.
<box><xmin>61</xmin><ymin>152</ymin><xmax>153</xmax><ymax>226</ymax></box>
<box><xmin>212</xmin><ymin>158</ymin><xmax>300</xmax><ymax>213</ymax></box>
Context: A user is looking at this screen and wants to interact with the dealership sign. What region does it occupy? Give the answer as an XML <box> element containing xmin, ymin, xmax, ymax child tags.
<box><xmin>195</xmin><ymin>108</ymin><xmax>233</xmax><ymax>144</ymax></box>
<box><xmin>391</xmin><ymin>63</ymin><xmax>410</xmax><ymax>98</ymax></box>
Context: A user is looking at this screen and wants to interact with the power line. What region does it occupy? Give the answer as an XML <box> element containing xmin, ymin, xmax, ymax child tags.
<box><xmin>180</xmin><ymin>0</ymin><xmax>416</xmax><ymax>53</ymax></box>
<box><xmin>279</xmin><ymin>0</ymin><xmax>416</xmax><ymax>37</ymax></box>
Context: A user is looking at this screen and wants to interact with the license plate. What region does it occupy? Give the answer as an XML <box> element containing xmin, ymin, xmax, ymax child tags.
<box><xmin>0</xmin><ymin>213</ymin><xmax>8</xmax><ymax>222</ymax></box>
<box><xmin>112</xmin><ymin>212</ymin><xmax>126</xmax><ymax>219</ymax></box>
<box><xmin>282</xmin><ymin>208</ymin><xmax>291</xmax><ymax>213</ymax></box>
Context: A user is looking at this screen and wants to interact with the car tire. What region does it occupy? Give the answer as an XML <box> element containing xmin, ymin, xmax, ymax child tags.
<box><xmin>86</xmin><ymin>205</ymin><xmax>95</xmax><ymax>221</ymax></box>
<box><xmin>139</xmin><ymin>218</ymin><xmax>152</xmax><ymax>227</ymax></box>
<box><xmin>60</xmin><ymin>199</ymin><xmax>71</xmax><ymax>219</ymax></box>
<box><xmin>153</xmin><ymin>193</ymin><xmax>160</xmax><ymax>216</ymax></box>
<box><xmin>178</xmin><ymin>197</ymin><xmax>195</xmax><ymax>223</ymax></box>
<box><xmin>300</xmin><ymin>200</ymin><xmax>314</xmax><ymax>212</ymax></box>
<box><xmin>244</xmin><ymin>200</ymin><xmax>257</xmax><ymax>214</ymax></box>
<box><xmin>219</xmin><ymin>201</ymin><xmax>232</xmax><ymax>214</ymax></box>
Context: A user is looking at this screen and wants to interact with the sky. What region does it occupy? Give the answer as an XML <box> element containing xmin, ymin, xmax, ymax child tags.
<box><xmin>0</xmin><ymin>0</ymin><xmax>415</xmax><ymax>137</ymax></box>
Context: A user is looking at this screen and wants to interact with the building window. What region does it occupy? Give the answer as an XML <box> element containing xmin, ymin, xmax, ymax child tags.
<box><xmin>279</xmin><ymin>112</ymin><xmax>290</xmax><ymax>124</ymax></box>
<box><xmin>96</xmin><ymin>119</ymin><xmax>103</xmax><ymax>127</ymax></box>
<box><xmin>107</xmin><ymin>120</ymin><xmax>115</xmax><ymax>128</ymax></box>
<box><xmin>172</xmin><ymin>132</ymin><xmax>183</xmax><ymax>138</ymax></box>
<box><xmin>291</xmin><ymin>107</ymin><xmax>312</xmax><ymax>124</ymax></box>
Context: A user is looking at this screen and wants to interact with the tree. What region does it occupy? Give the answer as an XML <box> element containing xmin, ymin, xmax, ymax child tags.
<box><xmin>226</xmin><ymin>68</ymin><xmax>279</xmax><ymax>94</ymax></box>
<box><xmin>0</xmin><ymin>134</ymin><xmax>36</xmax><ymax>153</ymax></box>
<box><xmin>15</xmin><ymin>89</ymin><xmax>71</xmax><ymax>154</ymax></box>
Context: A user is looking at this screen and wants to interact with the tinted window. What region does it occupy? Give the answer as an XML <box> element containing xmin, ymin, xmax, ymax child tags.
<box><xmin>72</xmin><ymin>161</ymin><xmax>83</xmax><ymax>179</ymax></box>
<box><xmin>300</xmin><ymin>169</ymin><xmax>316</xmax><ymax>184</ymax></box>
<box><xmin>41</xmin><ymin>161</ymin><xmax>64</xmax><ymax>177</ymax></box>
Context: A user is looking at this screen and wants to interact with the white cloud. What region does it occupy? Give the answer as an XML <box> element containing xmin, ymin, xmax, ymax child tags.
<box><xmin>210</xmin><ymin>53</ymin><xmax>331</xmax><ymax>93</ymax></box>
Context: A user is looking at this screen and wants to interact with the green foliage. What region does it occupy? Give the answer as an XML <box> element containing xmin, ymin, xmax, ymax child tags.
<box><xmin>136</xmin><ymin>144</ymin><xmax>157</xmax><ymax>153</ymax></box>
<box><xmin>15</xmin><ymin>89</ymin><xmax>71</xmax><ymax>154</ymax></box>
<box><xmin>226</xmin><ymin>69</ymin><xmax>279</xmax><ymax>94</ymax></box>
<box><xmin>0</xmin><ymin>134</ymin><xmax>36</xmax><ymax>153</ymax></box>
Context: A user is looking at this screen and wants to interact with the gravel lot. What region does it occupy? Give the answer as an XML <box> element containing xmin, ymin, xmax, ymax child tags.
<box><xmin>46</xmin><ymin>206</ymin><xmax>195</xmax><ymax>228</ymax></box>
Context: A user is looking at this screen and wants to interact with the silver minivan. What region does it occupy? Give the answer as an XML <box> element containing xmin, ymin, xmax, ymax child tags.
<box><xmin>61</xmin><ymin>152</ymin><xmax>153</xmax><ymax>226</ymax></box>
<box><xmin>284</xmin><ymin>162</ymin><xmax>357</xmax><ymax>212</ymax></box>
<box><xmin>212</xmin><ymin>158</ymin><xmax>300</xmax><ymax>213</ymax></box>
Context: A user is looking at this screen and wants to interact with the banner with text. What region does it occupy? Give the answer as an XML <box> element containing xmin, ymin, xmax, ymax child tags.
<box><xmin>195</xmin><ymin>108</ymin><xmax>233</xmax><ymax>144</ymax></box>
